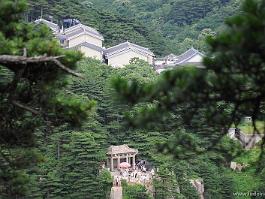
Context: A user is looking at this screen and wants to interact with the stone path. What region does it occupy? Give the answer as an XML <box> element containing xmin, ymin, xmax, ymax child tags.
<box><xmin>110</xmin><ymin>187</ymin><xmax>122</xmax><ymax>199</ymax></box>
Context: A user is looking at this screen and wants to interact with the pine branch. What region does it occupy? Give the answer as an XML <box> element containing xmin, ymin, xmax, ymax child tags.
<box><xmin>0</xmin><ymin>55</ymin><xmax>83</xmax><ymax>78</ymax></box>
<box><xmin>12</xmin><ymin>100</ymin><xmax>39</xmax><ymax>115</ymax></box>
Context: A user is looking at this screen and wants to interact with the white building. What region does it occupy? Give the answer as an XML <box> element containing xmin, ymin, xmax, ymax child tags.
<box><xmin>155</xmin><ymin>48</ymin><xmax>204</xmax><ymax>73</ymax></box>
<box><xmin>35</xmin><ymin>18</ymin><xmax>104</xmax><ymax>61</ymax></box>
<box><xmin>62</xmin><ymin>24</ymin><xmax>104</xmax><ymax>60</ymax></box>
<box><xmin>104</xmin><ymin>41</ymin><xmax>155</xmax><ymax>68</ymax></box>
<box><xmin>34</xmin><ymin>19</ymin><xmax>155</xmax><ymax>65</ymax></box>
<box><xmin>63</xmin><ymin>24</ymin><xmax>104</xmax><ymax>48</ymax></box>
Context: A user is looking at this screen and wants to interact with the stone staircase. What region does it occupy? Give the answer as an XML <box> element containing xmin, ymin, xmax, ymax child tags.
<box><xmin>110</xmin><ymin>186</ymin><xmax>122</xmax><ymax>199</ymax></box>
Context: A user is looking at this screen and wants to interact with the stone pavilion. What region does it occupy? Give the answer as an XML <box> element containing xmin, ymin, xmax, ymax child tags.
<box><xmin>107</xmin><ymin>145</ymin><xmax>138</xmax><ymax>171</ymax></box>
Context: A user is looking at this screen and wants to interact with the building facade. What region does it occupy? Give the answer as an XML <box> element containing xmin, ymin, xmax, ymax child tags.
<box><xmin>104</xmin><ymin>41</ymin><xmax>155</xmax><ymax>68</ymax></box>
<box><xmin>34</xmin><ymin>18</ymin><xmax>155</xmax><ymax>66</ymax></box>
<box><xmin>62</xmin><ymin>24</ymin><xmax>104</xmax><ymax>60</ymax></box>
<box><xmin>34</xmin><ymin>18</ymin><xmax>104</xmax><ymax>61</ymax></box>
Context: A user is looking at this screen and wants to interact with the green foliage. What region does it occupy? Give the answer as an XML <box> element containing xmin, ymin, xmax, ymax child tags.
<box><xmin>30</xmin><ymin>129</ymin><xmax>112</xmax><ymax>199</ymax></box>
<box><xmin>27</xmin><ymin>0</ymin><xmax>242</xmax><ymax>56</ymax></box>
<box><xmin>122</xmin><ymin>181</ymin><xmax>152</xmax><ymax>199</ymax></box>
<box><xmin>118</xmin><ymin>59</ymin><xmax>158</xmax><ymax>83</ymax></box>
<box><xmin>0</xmin><ymin>0</ymin><xmax>90</xmax><ymax>197</ymax></box>
<box><xmin>90</xmin><ymin>0</ymin><xmax>241</xmax><ymax>54</ymax></box>
<box><xmin>27</xmin><ymin>0</ymin><xmax>169</xmax><ymax>56</ymax></box>
<box><xmin>49</xmin><ymin>92</ymin><xmax>95</xmax><ymax>125</ymax></box>
<box><xmin>113</xmin><ymin>0</ymin><xmax>265</xmax><ymax>198</ymax></box>
<box><xmin>236</xmin><ymin>121</ymin><xmax>265</xmax><ymax>134</ymax></box>
<box><xmin>55</xmin><ymin>131</ymin><xmax>104</xmax><ymax>198</ymax></box>
<box><xmin>153</xmin><ymin>166</ymin><xmax>180</xmax><ymax>199</ymax></box>
<box><xmin>98</xmin><ymin>169</ymin><xmax>113</xmax><ymax>198</ymax></box>
<box><xmin>1</xmin><ymin>0</ymin><xmax>264</xmax><ymax>198</ymax></box>
<box><xmin>226</xmin><ymin>168</ymin><xmax>262</xmax><ymax>199</ymax></box>
<box><xmin>113</xmin><ymin>0</ymin><xmax>265</xmax><ymax>163</ymax></box>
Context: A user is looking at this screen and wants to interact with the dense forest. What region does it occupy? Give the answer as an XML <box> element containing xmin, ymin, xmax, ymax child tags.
<box><xmin>1</xmin><ymin>0</ymin><xmax>265</xmax><ymax>199</ymax></box>
<box><xmin>27</xmin><ymin>0</ymin><xmax>169</xmax><ymax>56</ymax></box>
<box><xmin>27</xmin><ymin>0</ymin><xmax>240</xmax><ymax>55</ymax></box>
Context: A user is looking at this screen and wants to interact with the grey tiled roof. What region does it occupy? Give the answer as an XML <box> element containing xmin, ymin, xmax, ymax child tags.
<box><xmin>104</xmin><ymin>41</ymin><xmax>154</xmax><ymax>58</ymax></box>
<box><xmin>65</xmin><ymin>28</ymin><xmax>84</xmax><ymax>38</ymax></box>
<box><xmin>64</xmin><ymin>24</ymin><xmax>104</xmax><ymax>40</ymax></box>
<box><xmin>174</xmin><ymin>48</ymin><xmax>203</xmax><ymax>65</ymax></box>
<box><xmin>34</xmin><ymin>18</ymin><xmax>59</xmax><ymax>32</ymax></box>
<box><xmin>69</xmin><ymin>42</ymin><xmax>103</xmax><ymax>52</ymax></box>
<box><xmin>155</xmin><ymin>48</ymin><xmax>204</xmax><ymax>71</ymax></box>
<box><xmin>107</xmin><ymin>145</ymin><xmax>138</xmax><ymax>155</ymax></box>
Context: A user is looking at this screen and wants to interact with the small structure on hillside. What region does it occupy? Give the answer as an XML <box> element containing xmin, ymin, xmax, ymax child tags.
<box><xmin>155</xmin><ymin>48</ymin><xmax>204</xmax><ymax>73</ymax></box>
<box><xmin>62</xmin><ymin>17</ymin><xmax>80</xmax><ymax>29</ymax></box>
<box><xmin>104</xmin><ymin>41</ymin><xmax>155</xmax><ymax>68</ymax></box>
<box><xmin>155</xmin><ymin>53</ymin><xmax>178</xmax><ymax>67</ymax></box>
<box><xmin>244</xmin><ymin>116</ymin><xmax>252</xmax><ymax>123</ymax></box>
<box><xmin>35</xmin><ymin>17</ymin><xmax>104</xmax><ymax>61</ymax></box>
<box><xmin>107</xmin><ymin>145</ymin><xmax>138</xmax><ymax>171</ymax></box>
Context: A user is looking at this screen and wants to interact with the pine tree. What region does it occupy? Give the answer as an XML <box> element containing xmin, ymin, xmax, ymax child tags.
<box><xmin>0</xmin><ymin>0</ymin><xmax>91</xmax><ymax>197</ymax></box>
<box><xmin>46</xmin><ymin>131</ymin><xmax>108</xmax><ymax>199</ymax></box>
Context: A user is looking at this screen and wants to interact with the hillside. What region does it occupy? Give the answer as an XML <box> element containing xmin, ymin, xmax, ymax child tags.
<box><xmin>89</xmin><ymin>0</ymin><xmax>241</xmax><ymax>53</ymax></box>
<box><xmin>27</xmin><ymin>0</ymin><xmax>169</xmax><ymax>56</ymax></box>
<box><xmin>1</xmin><ymin>0</ymin><xmax>265</xmax><ymax>198</ymax></box>
<box><xmin>28</xmin><ymin>0</ymin><xmax>241</xmax><ymax>55</ymax></box>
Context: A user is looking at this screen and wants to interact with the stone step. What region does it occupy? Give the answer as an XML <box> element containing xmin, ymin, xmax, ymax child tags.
<box><xmin>110</xmin><ymin>186</ymin><xmax>123</xmax><ymax>199</ymax></box>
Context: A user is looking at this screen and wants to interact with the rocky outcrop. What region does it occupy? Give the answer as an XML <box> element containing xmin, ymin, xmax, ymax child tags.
<box><xmin>190</xmin><ymin>179</ymin><xmax>204</xmax><ymax>199</ymax></box>
<box><xmin>228</xmin><ymin>128</ymin><xmax>263</xmax><ymax>149</ymax></box>
<box><xmin>230</xmin><ymin>162</ymin><xmax>248</xmax><ymax>172</ymax></box>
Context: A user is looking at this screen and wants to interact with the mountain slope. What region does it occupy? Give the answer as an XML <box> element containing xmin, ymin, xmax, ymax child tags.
<box><xmin>28</xmin><ymin>0</ymin><xmax>169</xmax><ymax>55</ymax></box>
<box><xmin>28</xmin><ymin>0</ymin><xmax>241</xmax><ymax>55</ymax></box>
<box><xmin>89</xmin><ymin>0</ymin><xmax>241</xmax><ymax>53</ymax></box>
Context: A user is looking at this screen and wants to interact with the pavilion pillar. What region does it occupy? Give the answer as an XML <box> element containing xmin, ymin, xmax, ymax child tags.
<box><xmin>118</xmin><ymin>156</ymin><xmax>120</xmax><ymax>169</ymax></box>
<box><xmin>126</xmin><ymin>154</ymin><xmax>129</xmax><ymax>163</ymax></box>
<box><xmin>132</xmin><ymin>155</ymin><xmax>135</xmax><ymax>170</ymax></box>
<box><xmin>111</xmin><ymin>157</ymin><xmax>114</xmax><ymax>171</ymax></box>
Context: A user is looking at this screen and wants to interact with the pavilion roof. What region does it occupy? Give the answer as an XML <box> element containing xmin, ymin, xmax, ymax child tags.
<box><xmin>107</xmin><ymin>145</ymin><xmax>138</xmax><ymax>155</ymax></box>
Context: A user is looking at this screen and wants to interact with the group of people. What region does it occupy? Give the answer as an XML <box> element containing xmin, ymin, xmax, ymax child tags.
<box><xmin>137</xmin><ymin>165</ymin><xmax>147</xmax><ymax>172</ymax></box>
<box><xmin>113</xmin><ymin>167</ymin><xmax>155</xmax><ymax>186</ymax></box>
<box><xmin>112</xmin><ymin>159</ymin><xmax>156</xmax><ymax>187</ymax></box>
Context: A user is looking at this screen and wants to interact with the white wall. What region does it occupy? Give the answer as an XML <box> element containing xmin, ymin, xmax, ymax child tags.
<box><xmin>108</xmin><ymin>50</ymin><xmax>153</xmax><ymax>68</ymax></box>
<box><xmin>187</xmin><ymin>54</ymin><xmax>203</xmax><ymax>63</ymax></box>
<box><xmin>147</xmin><ymin>55</ymin><xmax>154</xmax><ymax>65</ymax></box>
<box><xmin>79</xmin><ymin>46</ymin><xmax>102</xmax><ymax>60</ymax></box>
<box><xmin>68</xmin><ymin>34</ymin><xmax>102</xmax><ymax>48</ymax></box>
<box><xmin>154</xmin><ymin>60</ymin><xmax>165</xmax><ymax>66</ymax></box>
